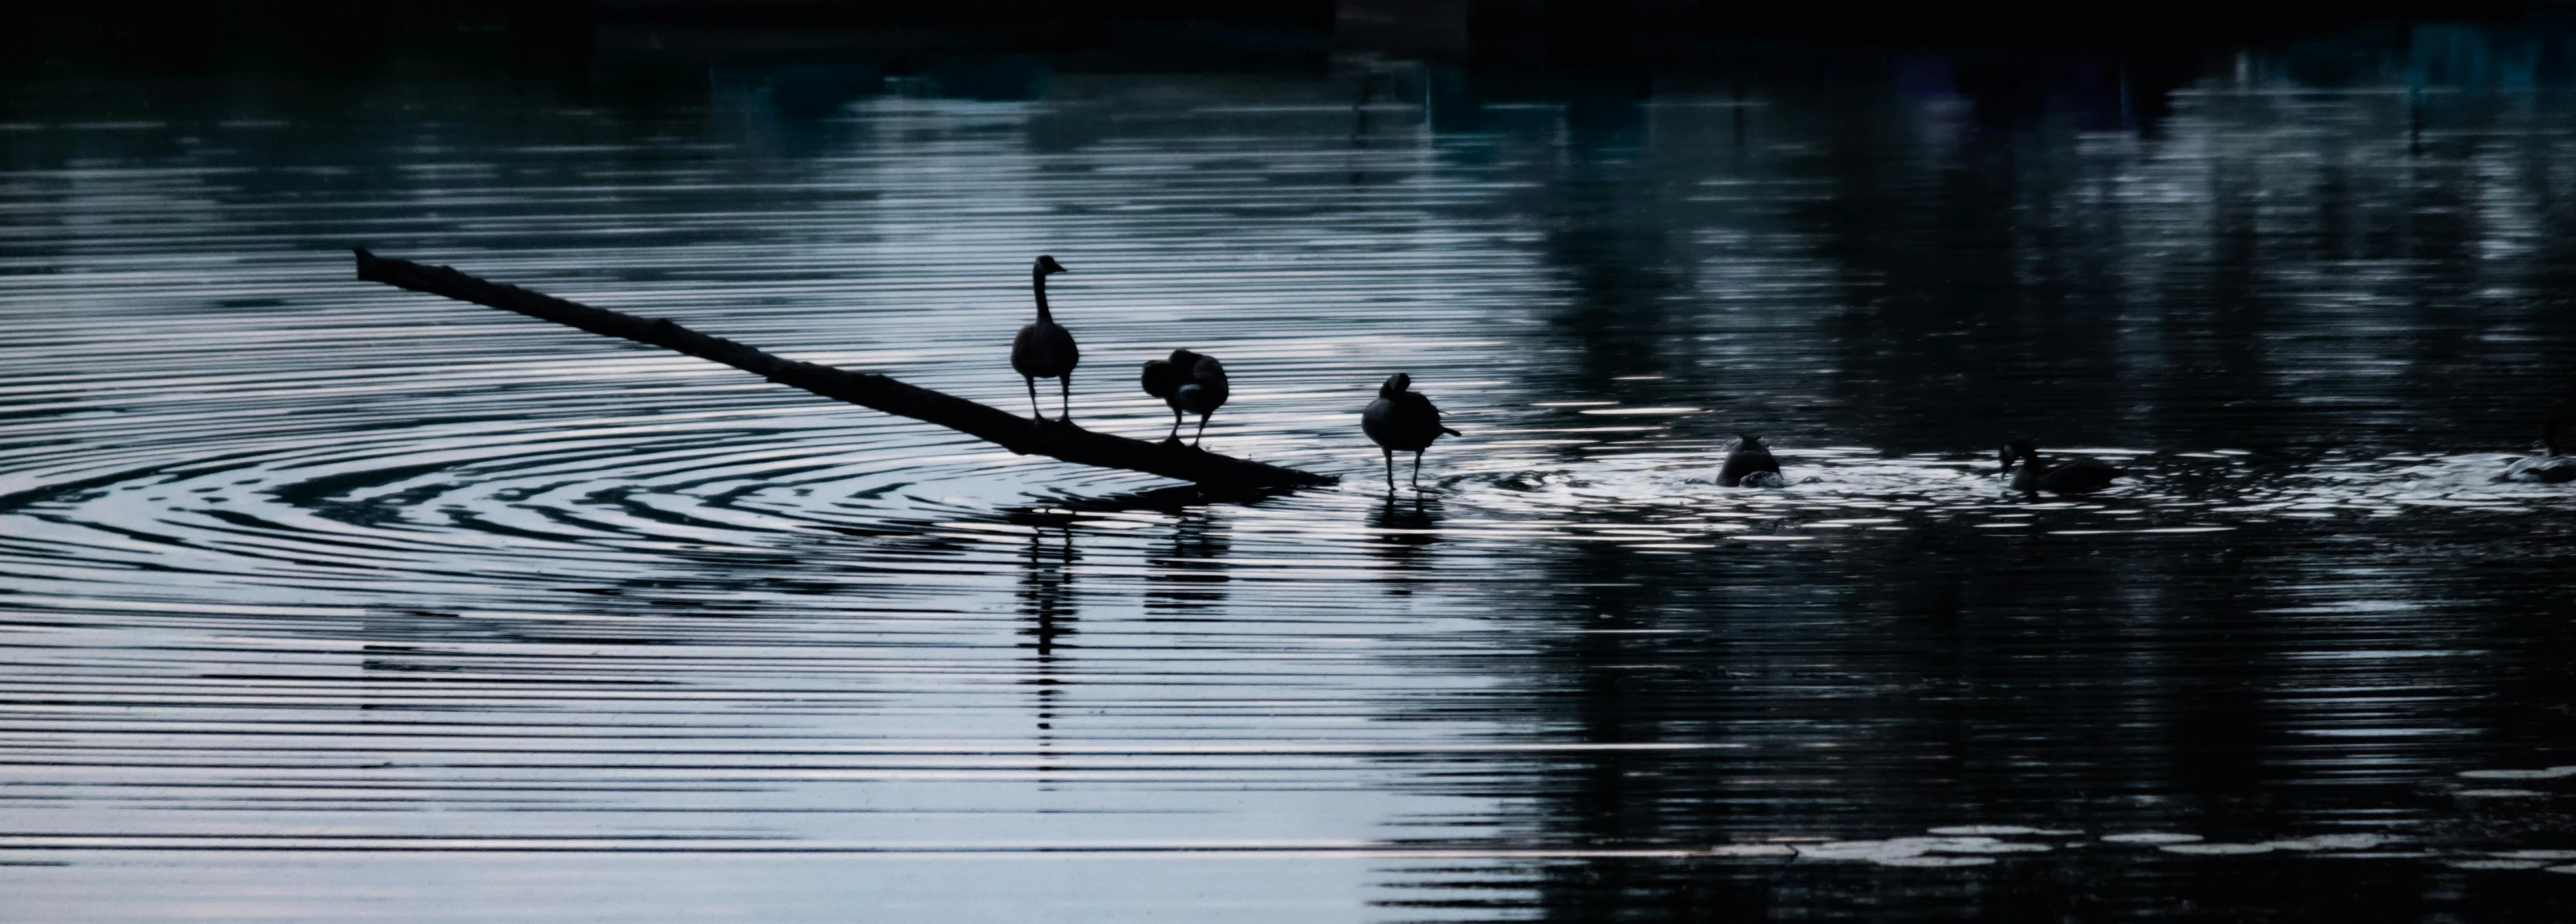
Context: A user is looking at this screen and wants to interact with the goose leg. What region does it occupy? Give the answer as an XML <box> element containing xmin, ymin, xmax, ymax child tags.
<box><xmin>1025</xmin><ymin>377</ymin><xmax>1041</xmax><ymax>422</ymax></box>
<box><xmin>1193</xmin><ymin>415</ymin><xmax>1210</xmax><ymax>448</ymax></box>
<box><xmin>1058</xmin><ymin>377</ymin><xmax>1071</xmax><ymax>423</ymax></box>
<box><xmin>1167</xmin><ymin>411</ymin><xmax>1182</xmax><ymax>443</ymax></box>
<box><xmin>1382</xmin><ymin>449</ymin><xmax>1395</xmax><ymax>493</ymax></box>
<box><xmin>1411</xmin><ymin>451</ymin><xmax>1424</xmax><ymax>489</ymax></box>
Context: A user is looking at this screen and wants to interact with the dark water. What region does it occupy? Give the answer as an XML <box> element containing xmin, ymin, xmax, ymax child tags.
<box><xmin>6</xmin><ymin>26</ymin><xmax>2576</xmax><ymax>921</ymax></box>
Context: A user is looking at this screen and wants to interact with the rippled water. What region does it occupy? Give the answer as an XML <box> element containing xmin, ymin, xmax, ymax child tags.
<box><xmin>8</xmin><ymin>31</ymin><xmax>2576</xmax><ymax>921</ymax></box>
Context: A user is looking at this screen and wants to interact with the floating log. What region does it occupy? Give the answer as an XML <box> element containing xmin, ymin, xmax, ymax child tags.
<box><xmin>352</xmin><ymin>249</ymin><xmax>1335</xmax><ymax>490</ymax></box>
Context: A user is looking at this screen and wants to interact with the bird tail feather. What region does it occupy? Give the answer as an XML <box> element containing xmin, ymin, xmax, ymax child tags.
<box><xmin>1442</xmin><ymin>427</ymin><xmax>1462</xmax><ymax>437</ymax></box>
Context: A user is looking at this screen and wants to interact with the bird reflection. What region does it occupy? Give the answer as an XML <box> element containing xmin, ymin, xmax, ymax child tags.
<box><xmin>1016</xmin><ymin>529</ymin><xmax>1078</xmax><ymax>733</ymax></box>
<box><xmin>1366</xmin><ymin>494</ymin><xmax>1444</xmax><ymax>591</ymax></box>
<box><xmin>1145</xmin><ymin>509</ymin><xmax>1231</xmax><ymax>615</ymax></box>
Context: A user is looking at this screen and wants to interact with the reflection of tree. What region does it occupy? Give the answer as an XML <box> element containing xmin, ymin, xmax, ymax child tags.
<box><xmin>1016</xmin><ymin>529</ymin><xmax>1077</xmax><ymax>733</ymax></box>
<box><xmin>1401</xmin><ymin>518</ymin><xmax>2304</xmax><ymax>918</ymax></box>
<box><xmin>1523</xmin><ymin>76</ymin><xmax>1692</xmax><ymax>392</ymax></box>
<box><xmin>1392</xmin><ymin>489</ymin><xmax>2576</xmax><ymax>919</ymax></box>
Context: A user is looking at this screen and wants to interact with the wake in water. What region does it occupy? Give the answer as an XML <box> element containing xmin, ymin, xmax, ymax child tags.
<box><xmin>1394</xmin><ymin>444</ymin><xmax>2576</xmax><ymax>551</ymax></box>
<box><xmin>10</xmin><ymin>429</ymin><xmax>2572</xmax><ymax>604</ymax></box>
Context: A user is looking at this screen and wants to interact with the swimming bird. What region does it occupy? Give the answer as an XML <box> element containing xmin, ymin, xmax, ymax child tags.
<box><xmin>2496</xmin><ymin>419</ymin><xmax>2576</xmax><ymax>484</ymax></box>
<box><xmin>2001</xmin><ymin>440</ymin><xmax>2123</xmax><ymax>494</ymax></box>
<box><xmin>1139</xmin><ymin>349</ymin><xmax>1228</xmax><ymax>446</ymax></box>
<box><xmin>1361</xmin><ymin>373</ymin><xmax>1460</xmax><ymax>492</ymax></box>
<box><xmin>1719</xmin><ymin>434</ymin><xmax>1784</xmax><ymax>488</ymax></box>
<box><xmin>1010</xmin><ymin>256</ymin><xmax>1078</xmax><ymax>422</ymax></box>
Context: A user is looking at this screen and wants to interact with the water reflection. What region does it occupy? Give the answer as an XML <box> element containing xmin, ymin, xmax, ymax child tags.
<box><xmin>1017</xmin><ymin>528</ymin><xmax>1078</xmax><ymax>733</ymax></box>
<box><xmin>1366</xmin><ymin>495</ymin><xmax>1444</xmax><ymax>585</ymax></box>
<box><xmin>5</xmin><ymin>21</ymin><xmax>2576</xmax><ymax>922</ymax></box>
<box><xmin>1145</xmin><ymin>509</ymin><xmax>1231</xmax><ymax>616</ymax></box>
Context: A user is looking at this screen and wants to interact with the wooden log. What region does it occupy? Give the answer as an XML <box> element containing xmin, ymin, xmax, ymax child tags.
<box><xmin>352</xmin><ymin>249</ymin><xmax>1336</xmax><ymax>490</ymax></box>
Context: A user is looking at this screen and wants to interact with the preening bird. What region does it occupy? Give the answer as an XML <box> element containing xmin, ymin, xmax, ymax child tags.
<box><xmin>1720</xmin><ymin>434</ymin><xmax>1784</xmax><ymax>488</ymax></box>
<box><xmin>1361</xmin><ymin>373</ymin><xmax>1460</xmax><ymax>492</ymax></box>
<box><xmin>1010</xmin><ymin>255</ymin><xmax>1079</xmax><ymax>422</ymax></box>
<box><xmin>2001</xmin><ymin>440</ymin><xmax>2123</xmax><ymax>494</ymax></box>
<box><xmin>1140</xmin><ymin>349</ymin><xmax>1229</xmax><ymax>446</ymax></box>
<box><xmin>2496</xmin><ymin>418</ymin><xmax>2576</xmax><ymax>484</ymax></box>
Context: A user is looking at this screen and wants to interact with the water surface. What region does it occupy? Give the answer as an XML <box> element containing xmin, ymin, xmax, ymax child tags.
<box><xmin>6</xmin><ymin>31</ymin><xmax>2576</xmax><ymax>921</ymax></box>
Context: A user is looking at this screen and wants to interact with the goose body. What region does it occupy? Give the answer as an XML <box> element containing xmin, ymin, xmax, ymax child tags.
<box><xmin>2497</xmin><ymin>419</ymin><xmax>2576</xmax><ymax>484</ymax></box>
<box><xmin>1140</xmin><ymin>349</ymin><xmax>1229</xmax><ymax>445</ymax></box>
<box><xmin>1010</xmin><ymin>256</ymin><xmax>1078</xmax><ymax>422</ymax></box>
<box><xmin>1362</xmin><ymin>373</ymin><xmax>1460</xmax><ymax>491</ymax></box>
<box><xmin>1719</xmin><ymin>434</ymin><xmax>1784</xmax><ymax>488</ymax></box>
<box><xmin>2003</xmin><ymin>440</ymin><xmax>2122</xmax><ymax>494</ymax></box>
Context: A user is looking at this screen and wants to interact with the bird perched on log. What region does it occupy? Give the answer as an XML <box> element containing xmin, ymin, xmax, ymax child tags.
<box><xmin>2001</xmin><ymin>440</ymin><xmax>2123</xmax><ymax>494</ymax></box>
<box><xmin>1362</xmin><ymin>373</ymin><xmax>1461</xmax><ymax>492</ymax></box>
<box><xmin>1140</xmin><ymin>349</ymin><xmax>1229</xmax><ymax>446</ymax></box>
<box><xmin>1010</xmin><ymin>255</ymin><xmax>1079</xmax><ymax>423</ymax></box>
<box><xmin>2496</xmin><ymin>418</ymin><xmax>2576</xmax><ymax>483</ymax></box>
<box><xmin>1719</xmin><ymin>434</ymin><xmax>1785</xmax><ymax>488</ymax></box>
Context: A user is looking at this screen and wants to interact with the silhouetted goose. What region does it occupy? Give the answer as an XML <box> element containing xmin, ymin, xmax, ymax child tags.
<box><xmin>1362</xmin><ymin>373</ymin><xmax>1460</xmax><ymax>492</ymax></box>
<box><xmin>1010</xmin><ymin>256</ymin><xmax>1079</xmax><ymax>422</ymax></box>
<box><xmin>2496</xmin><ymin>419</ymin><xmax>2576</xmax><ymax>484</ymax></box>
<box><xmin>1719</xmin><ymin>434</ymin><xmax>1784</xmax><ymax>488</ymax></box>
<box><xmin>1139</xmin><ymin>349</ymin><xmax>1229</xmax><ymax>446</ymax></box>
<box><xmin>2001</xmin><ymin>440</ymin><xmax>2123</xmax><ymax>494</ymax></box>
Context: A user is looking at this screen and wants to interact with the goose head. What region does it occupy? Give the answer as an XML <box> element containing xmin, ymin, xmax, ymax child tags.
<box><xmin>1034</xmin><ymin>255</ymin><xmax>1067</xmax><ymax>276</ymax></box>
<box><xmin>1379</xmin><ymin>373</ymin><xmax>1411</xmax><ymax>398</ymax></box>
<box><xmin>2001</xmin><ymin>439</ymin><xmax>2038</xmax><ymax>472</ymax></box>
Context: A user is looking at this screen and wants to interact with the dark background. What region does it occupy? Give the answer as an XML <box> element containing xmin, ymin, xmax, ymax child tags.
<box><xmin>9</xmin><ymin>0</ymin><xmax>2564</xmax><ymax>73</ymax></box>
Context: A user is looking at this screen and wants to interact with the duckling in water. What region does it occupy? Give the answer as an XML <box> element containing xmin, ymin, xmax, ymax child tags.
<box><xmin>1139</xmin><ymin>350</ymin><xmax>1229</xmax><ymax>446</ymax></box>
<box><xmin>1719</xmin><ymin>434</ymin><xmax>1785</xmax><ymax>488</ymax></box>
<box><xmin>1362</xmin><ymin>373</ymin><xmax>1460</xmax><ymax>492</ymax></box>
<box><xmin>1009</xmin><ymin>256</ymin><xmax>1078</xmax><ymax>423</ymax></box>
<box><xmin>2496</xmin><ymin>419</ymin><xmax>2576</xmax><ymax>484</ymax></box>
<box><xmin>2001</xmin><ymin>440</ymin><xmax>2123</xmax><ymax>494</ymax></box>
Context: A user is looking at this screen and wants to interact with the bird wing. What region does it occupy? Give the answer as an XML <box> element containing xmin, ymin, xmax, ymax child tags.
<box><xmin>1010</xmin><ymin>325</ymin><xmax>1044</xmax><ymax>377</ymax></box>
<box><xmin>1046</xmin><ymin>325</ymin><xmax>1079</xmax><ymax>369</ymax></box>
<box><xmin>1189</xmin><ymin>356</ymin><xmax>1229</xmax><ymax>407</ymax></box>
<box><xmin>1407</xmin><ymin>393</ymin><xmax>1457</xmax><ymax>439</ymax></box>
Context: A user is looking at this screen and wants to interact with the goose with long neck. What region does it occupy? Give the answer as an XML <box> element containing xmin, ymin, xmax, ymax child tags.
<box><xmin>2496</xmin><ymin>418</ymin><xmax>2576</xmax><ymax>483</ymax></box>
<box><xmin>1140</xmin><ymin>349</ymin><xmax>1229</xmax><ymax>446</ymax></box>
<box><xmin>1361</xmin><ymin>373</ymin><xmax>1461</xmax><ymax>492</ymax></box>
<box><xmin>1010</xmin><ymin>256</ymin><xmax>1079</xmax><ymax>422</ymax></box>
<box><xmin>1719</xmin><ymin>434</ymin><xmax>1784</xmax><ymax>488</ymax></box>
<box><xmin>2001</xmin><ymin>439</ymin><xmax>2123</xmax><ymax>494</ymax></box>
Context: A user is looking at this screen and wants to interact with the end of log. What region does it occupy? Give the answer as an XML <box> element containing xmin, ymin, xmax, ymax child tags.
<box><xmin>352</xmin><ymin>247</ymin><xmax>379</xmax><ymax>280</ymax></box>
